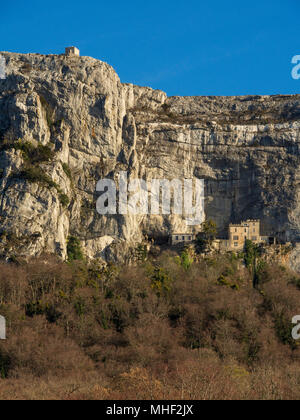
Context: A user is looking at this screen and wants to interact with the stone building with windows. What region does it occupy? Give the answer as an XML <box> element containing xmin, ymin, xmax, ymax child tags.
<box><xmin>229</xmin><ymin>219</ymin><xmax>261</xmax><ymax>249</ymax></box>
<box><xmin>170</xmin><ymin>219</ymin><xmax>268</xmax><ymax>251</ymax></box>
<box><xmin>217</xmin><ymin>219</ymin><xmax>263</xmax><ymax>251</ymax></box>
<box><xmin>170</xmin><ymin>233</ymin><xmax>195</xmax><ymax>245</ymax></box>
<box><xmin>65</xmin><ymin>47</ymin><xmax>80</xmax><ymax>57</ymax></box>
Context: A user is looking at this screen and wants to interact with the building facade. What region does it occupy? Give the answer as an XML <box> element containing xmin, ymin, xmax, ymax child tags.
<box><xmin>170</xmin><ymin>220</ymin><xmax>266</xmax><ymax>250</ymax></box>
<box><xmin>170</xmin><ymin>233</ymin><xmax>195</xmax><ymax>245</ymax></box>
<box><xmin>65</xmin><ymin>47</ymin><xmax>80</xmax><ymax>57</ymax></box>
<box><xmin>218</xmin><ymin>219</ymin><xmax>262</xmax><ymax>251</ymax></box>
<box><xmin>229</xmin><ymin>219</ymin><xmax>260</xmax><ymax>249</ymax></box>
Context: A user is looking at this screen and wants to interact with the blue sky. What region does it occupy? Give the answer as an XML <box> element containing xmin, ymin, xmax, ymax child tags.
<box><xmin>1</xmin><ymin>0</ymin><xmax>300</xmax><ymax>96</ymax></box>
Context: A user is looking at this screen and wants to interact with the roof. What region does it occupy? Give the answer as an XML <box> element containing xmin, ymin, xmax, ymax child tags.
<box><xmin>171</xmin><ymin>233</ymin><xmax>195</xmax><ymax>236</ymax></box>
<box><xmin>229</xmin><ymin>219</ymin><xmax>260</xmax><ymax>227</ymax></box>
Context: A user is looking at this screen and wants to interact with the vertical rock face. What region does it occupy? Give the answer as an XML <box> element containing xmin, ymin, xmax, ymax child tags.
<box><xmin>0</xmin><ymin>52</ymin><xmax>300</xmax><ymax>265</ymax></box>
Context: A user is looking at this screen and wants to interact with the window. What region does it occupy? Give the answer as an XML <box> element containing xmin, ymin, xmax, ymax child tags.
<box><xmin>252</xmin><ymin>236</ymin><xmax>257</xmax><ymax>241</ymax></box>
<box><xmin>235</xmin><ymin>228</ymin><xmax>237</xmax><ymax>232</ymax></box>
<box><xmin>233</xmin><ymin>235</ymin><xmax>239</xmax><ymax>240</ymax></box>
<box><xmin>244</xmin><ymin>228</ymin><xmax>247</xmax><ymax>233</ymax></box>
<box><xmin>234</xmin><ymin>242</ymin><xmax>238</xmax><ymax>247</ymax></box>
<box><xmin>253</xmin><ymin>228</ymin><xmax>255</xmax><ymax>232</ymax></box>
<box><xmin>175</xmin><ymin>236</ymin><xmax>178</xmax><ymax>240</ymax></box>
<box><xmin>188</xmin><ymin>236</ymin><xmax>191</xmax><ymax>240</ymax></box>
<box><xmin>182</xmin><ymin>236</ymin><xmax>185</xmax><ymax>240</ymax></box>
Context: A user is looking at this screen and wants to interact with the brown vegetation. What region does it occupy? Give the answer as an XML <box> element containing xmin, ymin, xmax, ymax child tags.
<box><xmin>0</xmin><ymin>250</ymin><xmax>300</xmax><ymax>400</ymax></box>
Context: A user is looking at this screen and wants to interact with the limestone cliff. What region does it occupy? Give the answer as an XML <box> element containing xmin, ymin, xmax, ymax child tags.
<box><xmin>0</xmin><ymin>52</ymin><xmax>299</xmax><ymax>266</ymax></box>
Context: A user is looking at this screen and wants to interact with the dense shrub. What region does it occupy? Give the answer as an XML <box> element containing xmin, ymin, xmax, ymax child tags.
<box><xmin>62</xmin><ymin>163</ymin><xmax>72</xmax><ymax>179</ymax></box>
<box><xmin>0</xmin><ymin>252</ymin><xmax>299</xmax><ymax>399</ymax></box>
<box><xmin>0</xmin><ymin>140</ymin><xmax>55</xmax><ymax>162</ymax></box>
<box><xmin>18</xmin><ymin>166</ymin><xmax>59</xmax><ymax>190</ymax></box>
<box><xmin>67</xmin><ymin>236</ymin><xmax>84</xmax><ymax>261</ymax></box>
<box><xmin>59</xmin><ymin>193</ymin><xmax>69</xmax><ymax>207</ymax></box>
<box><xmin>13</xmin><ymin>159</ymin><xmax>69</xmax><ymax>209</ymax></box>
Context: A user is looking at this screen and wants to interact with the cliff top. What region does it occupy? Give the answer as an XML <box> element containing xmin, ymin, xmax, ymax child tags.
<box><xmin>1</xmin><ymin>51</ymin><xmax>300</xmax><ymax>125</ymax></box>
